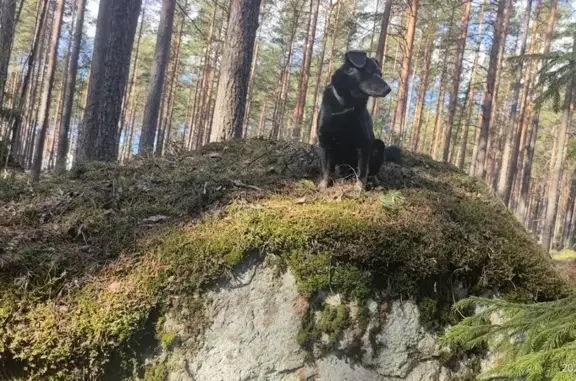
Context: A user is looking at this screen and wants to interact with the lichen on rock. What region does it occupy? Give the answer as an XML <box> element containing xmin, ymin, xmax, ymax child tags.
<box><xmin>0</xmin><ymin>138</ymin><xmax>569</xmax><ymax>380</ymax></box>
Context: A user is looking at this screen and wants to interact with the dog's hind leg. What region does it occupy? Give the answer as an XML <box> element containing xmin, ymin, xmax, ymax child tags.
<box><xmin>318</xmin><ymin>148</ymin><xmax>336</xmax><ymax>192</ymax></box>
<box><xmin>368</xmin><ymin>139</ymin><xmax>386</xmax><ymax>177</ymax></box>
<box><xmin>356</xmin><ymin>146</ymin><xmax>371</xmax><ymax>191</ymax></box>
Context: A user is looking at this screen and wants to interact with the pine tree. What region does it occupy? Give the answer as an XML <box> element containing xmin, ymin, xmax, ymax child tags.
<box><xmin>391</xmin><ymin>0</ymin><xmax>419</xmax><ymax>136</ymax></box>
<box><xmin>78</xmin><ymin>0</ymin><xmax>143</xmax><ymax>163</ymax></box>
<box><xmin>442</xmin><ymin>0</ymin><xmax>471</xmax><ymax>162</ymax></box>
<box><xmin>32</xmin><ymin>0</ymin><xmax>66</xmax><ymax>181</ymax></box>
<box><xmin>139</xmin><ymin>0</ymin><xmax>176</xmax><ymax>154</ymax></box>
<box><xmin>472</xmin><ymin>0</ymin><xmax>509</xmax><ymax>179</ymax></box>
<box><xmin>210</xmin><ymin>0</ymin><xmax>262</xmax><ymax>142</ymax></box>
<box><xmin>56</xmin><ymin>0</ymin><xmax>87</xmax><ymax>171</ymax></box>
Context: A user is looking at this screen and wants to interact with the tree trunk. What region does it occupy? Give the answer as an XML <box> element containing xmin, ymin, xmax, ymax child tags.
<box><xmin>9</xmin><ymin>0</ymin><xmax>48</xmax><ymax>160</ymax></box>
<box><xmin>375</xmin><ymin>0</ymin><xmax>393</xmax><ymax>64</ymax></box>
<box><xmin>139</xmin><ymin>0</ymin><xmax>175</xmax><ymax>153</ymax></box>
<box><xmin>472</xmin><ymin>0</ymin><xmax>508</xmax><ymax>179</ymax></box>
<box><xmin>370</xmin><ymin>0</ymin><xmax>393</xmax><ymax>117</ymax></box>
<box><xmin>157</xmin><ymin>12</ymin><xmax>183</xmax><ymax>156</ymax></box>
<box><xmin>270</xmin><ymin>3</ymin><xmax>300</xmax><ymax>140</ymax></box>
<box><xmin>193</xmin><ymin>4</ymin><xmax>217</xmax><ymax>149</ymax></box>
<box><xmin>481</xmin><ymin>0</ymin><xmax>513</xmax><ymax>183</ymax></box>
<box><xmin>410</xmin><ymin>27</ymin><xmax>434</xmax><ymax>152</ymax></box>
<box><xmin>442</xmin><ymin>0</ymin><xmax>472</xmax><ymax>162</ymax></box>
<box><xmin>291</xmin><ymin>0</ymin><xmax>320</xmax><ymax>140</ymax></box>
<box><xmin>323</xmin><ymin>0</ymin><xmax>342</xmax><ymax>86</ymax></box>
<box><xmin>204</xmin><ymin>9</ymin><xmax>227</xmax><ymax>145</ymax></box>
<box><xmin>31</xmin><ymin>0</ymin><xmax>65</xmax><ymax>182</ymax></box>
<box><xmin>497</xmin><ymin>0</ymin><xmax>533</xmax><ymax>205</ymax></box>
<box><xmin>457</xmin><ymin>0</ymin><xmax>484</xmax><ymax>169</ymax></box>
<box><xmin>119</xmin><ymin>0</ymin><xmax>146</xmax><ymax>161</ymax></box>
<box><xmin>309</xmin><ymin>1</ymin><xmax>333</xmax><ymax>145</ymax></box>
<box><xmin>78</xmin><ymin>0</ymin><xmax>143</xmax><ymax>163</ymax></box>
<box><xmin>561</xmin><ymin>169</ymin><xmax>576</xmax><ymax>248</ymax></box>
<box><xmin>243</xmin><ymin>31</ymin><xmax>261</xmax><ymax>137</ymax></box>
<box><xmin>368</xmin><ymin>0</ymin><xmax>380</xmax><ymax>55</ymax></box>
<box><xmin>257</xmin><ymin>101</ymin><xmax>267</xmax><ymax>136</ymax></box>
<box><xmin>518</xmin><ymin>0</ymin><xmax>558</xmax><ymax>220</ymax></box>
<box><xmin>55</xmin><ymin>0</ymin><xmax>87</xmax><ymax>171</ymax></box>
<box><xmin>391</xmin><ymin>0</ymin><xmax>419</xmax><ymax>136</ymax></box>
<box><xmin>185</xmin><ymin>78</ymin><xmax>200</xmax><ymax>149</ymax></box>
<box><xmin>541</xmin><ymin>33</ymin><xmax>576</xmax><ymax>254</ymax></box>
<box><xmin>0</xmin><ymin>0</ymin><xmax>17</xmax><ymax>108</ymax></box>
<box><xmin>210</xmin><ymin>0</ymin><xmax>262</xmax><ymax>142</ymax></box>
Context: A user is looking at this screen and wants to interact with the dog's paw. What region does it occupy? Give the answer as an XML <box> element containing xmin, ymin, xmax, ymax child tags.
<box><xmin>318</xmin><ymin>179</ymin><xmax>329</xmax><ymax>192</ymax></box>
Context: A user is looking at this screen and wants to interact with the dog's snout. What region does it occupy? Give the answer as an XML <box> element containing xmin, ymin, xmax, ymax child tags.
<box><xmin>360</xmin><ymin>75</ymin><xmax>392</xmax><ymax>98</ymax></box>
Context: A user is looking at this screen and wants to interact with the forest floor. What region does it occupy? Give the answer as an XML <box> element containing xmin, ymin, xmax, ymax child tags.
<box><xmin>0</xmin><ymin>138</ymin><xmax>573</xmax><ymax>380</ymax></box>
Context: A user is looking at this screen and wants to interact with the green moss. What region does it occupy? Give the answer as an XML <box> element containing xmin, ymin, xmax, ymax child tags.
<box><xmin>297</xmin><ymin>302</ymin><xmax>351</xmax><ymax>352</ymax></box>
<box><xmin>141</xmin><ymin>362</ymin><xmax>168</xmax><ymax>381</ymax></box>
<box><xmin>317</xmin><ymin>304</ymin><xmax>350</xmax><ymax>345</ymax></box>
<box><xmin>159</xmin><ymin>332</ymin><xmax>177</xmax><ymax>350</ymax></box>
<box><xmin>418</xmin><ymin>297</ymin><xmax>439</xmax><ymax>326</ymax></box>
<box><xmin>0</xmin><ymin>138</ymin><xmax>569</xmax><ymax>379</ymax></box>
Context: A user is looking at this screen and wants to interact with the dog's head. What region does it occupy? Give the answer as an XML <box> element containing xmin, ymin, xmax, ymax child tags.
<box><xmin>332</xmin><ymin>51</ymin><xmax>392</xmax><ymax>100</ymax></box>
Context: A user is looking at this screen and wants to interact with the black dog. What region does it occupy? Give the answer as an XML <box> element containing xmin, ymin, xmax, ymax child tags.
<box><xmin>316</xmin><ymin>50</ymin><xmax>392</xmax><ymax>191</ymax></box>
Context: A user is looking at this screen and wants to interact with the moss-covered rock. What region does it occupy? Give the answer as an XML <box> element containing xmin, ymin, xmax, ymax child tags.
<box><xmin>0</xmin><ymin>138</ymin><xmax>569</xmax><ymax>379</ymax></box>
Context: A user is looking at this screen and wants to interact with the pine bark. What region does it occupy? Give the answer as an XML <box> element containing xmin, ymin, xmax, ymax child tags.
<box><xmin>243</xmin><ymin>32</ymin><xmax>261</xmax><ymax>137</ymax></box>
<box><xmin>472</xmin><ymin>0</ymin><xmax>508</xmax><ymax>179</ymax></box>
<box><xmin>457</xmin><ymin>1</ymin><xmax>484</xmax><ymax>170</ymax></box>
<box><xmin>31</xmin><ymin>0</ymin><xmax>65</xmax><ymax>182</ymax></box>
<box><xmin>56</xmin><ymin>0</ymin><xmax>87</xmax><ymax>171</ymax></box>
<box><xmin>512</xmin><ymin>0</ymin><xmax>542</xmax><ymax>201</ymax></box>
<box><xmin>442</xmin><ymin>0</ymin><xmax>472</xmax><ymax>162</ymax></box>
<box><xmin>0</xmin><ymin>0</ymin><xmax>17</xmax><ymax>108</ymax></box>
<box><xmin>561</xmin><ymin>170</ymin><xmax>576</xmax><ymax>248</ymax></box>
<box><xmin>309</xmin><ymin>1</ymin><xmax>333</xmax><ymax>145</ymax></box>
<box><xmin>375</xmin><ymin>0</ymin><xmax>393</xmax><ymax>64</ymax></box>
<box><xmin>291</xmin><ymin>0</ymin><xmax>320</xmax><ymax>140</ymax></box>
<box><xmin>157</xmin><ymin>12</ymin><xmax>183</xmax><ymax>156</ymax></box>
<box><xmin>78</xmin><ymin>0</ymin><xmax>143</xmax><ymax>163</ymax></box>
<box><xmin>371</xmin><ymin>0</ymin><xmax>393</xmax><ymax>117</ymax></box>
<box><xmin>10</xmin><ymin>0</ymin><xmax>48</xmax><ymax>159</ymax></box>
<box><xmin>270</xmin><ymin>3</ymin><xmax>300</xmax><ymax>140</ymax></box>
<box><xmin>391</xmin><ymin>0</ymin><xmax>419</xmax><ymax>135</ymax></box>
<box><xmin>410</xmin><ymin>29</ymin><xmax>433</xmax><ymax>152</ymax></box>
<box><xmin>323</xmin><ymin>0</ymin><xmax>342</xmax><ymax>87</ymax></box>
<box><xmin>193</xmin><ymin>4</ymin><xmax>217</xmax><ymax>149</ymax></box>
<box><xmin>480</xmin><ymin>0</ymin><xmax>513</xmax><ymax>180</ymax></box>
<box><xmin>120</xmin><ymin>1</ymin><xmax>146</xmax><ymax>160</ymax></box>
<box><xmin>139</xmin><ymin>0</ymin><xmax>176</xmax><ymax>153</ymax></box>
<box><xmin>541</xmin><ymin>34</ymin><xmax>576</xmax><ymax>253</ymax></box>
<box><xmin>210</xmin><ymin>0</ymin><xmax>262</xmax><ymax>142</ymax></box>
<box><xmin>518</xmin><ymin>0</ymin><xmax>558</xmax><ymax>220</ymax></box>
<box><xmin>497</xmin><ymin>0</ymin><xmax>534</xmax><ymax>205</ymax></box>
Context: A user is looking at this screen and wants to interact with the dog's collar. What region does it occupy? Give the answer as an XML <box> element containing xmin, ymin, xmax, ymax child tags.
<box><xmin>330</xmin><ymin>85</ymin><xmax>355</xmax><ymax>116</ymax></box>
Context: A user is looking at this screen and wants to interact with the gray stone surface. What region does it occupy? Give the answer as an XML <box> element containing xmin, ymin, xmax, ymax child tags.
<box><xmin>161</xmin><ymin>261</ymin><xmax>478</xmax><ymax>381</ymax></box>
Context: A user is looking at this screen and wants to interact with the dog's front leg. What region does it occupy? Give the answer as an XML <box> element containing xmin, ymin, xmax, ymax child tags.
<box><xmin>356</xmin><ymin>146</ymin><xmax>370</xmax><ymax>191</ymax></box>
<box><xmin>318</xmin><ymin>147</ymin><xmax>335</xmax><ymax>192</ymax></box>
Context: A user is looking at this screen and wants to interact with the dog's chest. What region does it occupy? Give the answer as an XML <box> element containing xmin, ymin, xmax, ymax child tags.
<box><xmin>322</xmin><ymin>112</ymin><xmax>371</xmax><ymax>145</ymax></box>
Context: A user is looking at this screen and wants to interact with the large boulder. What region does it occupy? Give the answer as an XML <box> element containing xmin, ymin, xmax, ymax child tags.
<box><xmin>0</xmin><ymin>138</ymin><xmax>568</xmax><ymax>380</ymax></box>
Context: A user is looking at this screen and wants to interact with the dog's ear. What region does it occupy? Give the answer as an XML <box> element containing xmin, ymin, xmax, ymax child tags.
<box><xmin>345</xmin><ymin>51</ymin><xmax>367</xmax><ymax>69</ymax></box>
